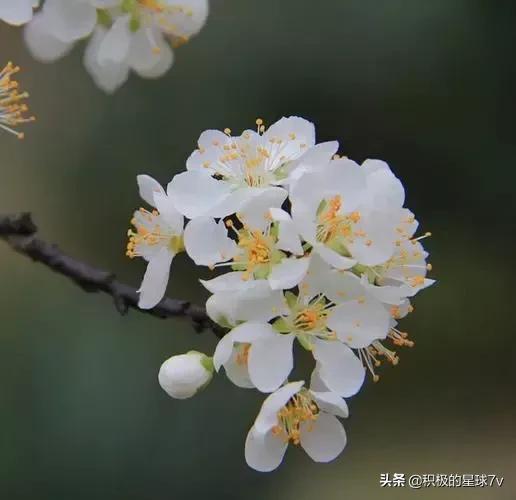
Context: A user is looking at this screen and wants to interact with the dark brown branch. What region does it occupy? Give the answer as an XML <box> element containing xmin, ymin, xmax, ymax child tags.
<box><xmin>0</xmin><ymin>213</ymin><xmax>225</xmax><ymax>338</ymax></box>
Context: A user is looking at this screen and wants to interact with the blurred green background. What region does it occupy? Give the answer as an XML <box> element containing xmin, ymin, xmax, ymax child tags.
<box><xmin>1</xmin><ymin>1</ymin><xmax>515</xmax><ymax>499</ymax></box>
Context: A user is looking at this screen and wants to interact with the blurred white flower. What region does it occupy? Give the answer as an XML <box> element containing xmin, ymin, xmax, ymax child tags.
<box><xmin>158</xmin><ymin>351</ymin><xmax>213</xmax><ymax>399</ymax></box>
<box><xmin>126</xmin><ymin>175</ymin><xmax>184</xmax><ymax>309</ymax></box>
<box><xmin>245</xmin><ymin>381</ymin><xmax>348</xmax><ymax>472</ymax></box>
<box><xmin>0</xmin><ymin>0</ymin><xmax>38</xmax><ymax>26</ymax></box>
<box><xmin>24</xmin><ymin>0</ymin><xmax>209</xmax><ymax>93</ymax></box>
<box><xmin>168</xmin><ymin>117</ymin><xmax>326</xmax><ymax>218</ymax></box>
<box><xmin>0</xmin><ymin>62</ymin><xmax>35</xmax><ymax>139</ymax></box>
<box><xmin>184</xmin><ymin>191</ymin><xmax>310</xmax><ymax>291</ymax></box>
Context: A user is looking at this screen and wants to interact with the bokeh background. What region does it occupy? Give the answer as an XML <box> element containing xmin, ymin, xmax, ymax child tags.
<box><xmin>1</xmin><ymin>1</ymin><xmax>515</xmax><ymax>499</ymax></box>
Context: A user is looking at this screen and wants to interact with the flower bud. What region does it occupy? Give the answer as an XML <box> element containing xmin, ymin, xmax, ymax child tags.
<box><xmin>158</xmin><ymin>351</ymin><xmax>213</xmax><ymax>399</ymax></box>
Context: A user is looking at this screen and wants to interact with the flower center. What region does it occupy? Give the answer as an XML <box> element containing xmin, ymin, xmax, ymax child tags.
<box><xmin>272</xmin><ymin>389</ymin><xmax>319</xmax><ymax>445</ymax></box>
<box><xmin>316</xmin><ymin>195</ymin><xmax>361</xmax><ymax>246</ymax></box>
<box><xmin>126</xmin><ymin>208</ymin><xmax>182</xmax><ymax>258</ymax></box>
<box><xmin>203</xmin><ymin>119</ymin><xmax>306</xmax><ymax>188</ymax></box>
<box><xmin>294</xmin><ymin>305</ymin><xmax>327</xmax><ymax>333</ymax></box>
<box><xmin>228</xmin><ymin>222</ymin><xmax>277</xmax><ymax>280</ymax></box>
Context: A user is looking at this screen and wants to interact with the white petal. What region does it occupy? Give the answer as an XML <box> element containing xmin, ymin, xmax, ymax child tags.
<box><xmin>138</xmin><ymin>247</ymin><xmax>174</xmax><ymax>309</ymax></box>
<box><xmin>300</xmin><ymin>412</ymin><xmax>346</xmax><ymax>462</ymax></box>
<box><xmin>264</xmin><ymin>116</ymin><xmax>315</xmax><ymax>149</ymax></box>
<box><xmin>347</xmin><ymin>213</ymin><xmax>397</xmax><ymax>266</ymax></box>
<box><xmin>153</xmin><ymin>192</ymin><xmax>184</xmax><ymax>234</ymax></box>
<box><xmin>296</xmin><ymin>141</ymin><xmax>338</xmax><ymax>169</ymax></box>
<box><xmin>167</xmin><ymin>170</ymin><xmax>233</xmax><ymax>219</ymax></box>
<box><xmin>137</xmin><ymin>174</ymin><xmax>165</xmax><ymax>207</ymax></box>
<box><xmin>310</xmin><ymin>391</ymin><xmax>349</xmax><ymax>418</ymax></box>
<box><xmin>238</xmin><ymin>187</ymin><xmax>287</xmax><ymax>232</ymax></box>
<box><xmin>23</xmin><ymin>13</ymin><xmax>73</xmax><ymax>62</ymax></box>
<box><xmin>318</xmin><ymin>158</ymin><xmax>367</xmax><ymax>212</ymax></box>
<box><xmin>254</xmin><ymin>381</ymin><xmax>304</xmax><ymax>433</ymax></box>
<box><xmin>363</xmin><ymin>159</ymin><xmax>405</xmax><ymax>210</ymax></box>
<box><xmin>206</xmin><ymin>293</ymin><xmax>236</xmax><ymax>327</ymax></box>
<box><xmin>43</xmin><ymin>0</ymin><xmax>97</xmax><ymax>42</ymax></box>
<box><xmin>312</xmin><ymin>340</ymin><xmax>365</xmax><ymax>397</ymax></box>
<box><xmin>184</xmin><ymin>217</ymin><xmax>237</xmax><ymax>266</ymax></box>
<box><xmin>83</xmin><ymin>28</ymin><xmax>129</xmax><ymax>93</ymax></box>
<box><xmin>132</xmin><ymin>33</ymin><xmax>174</xmax><ymax>79</ymax></box>
<box><xmin>200</xmin><ymin>272</ymin><xmax>255</xmax><ymax>293</ymax></box>
<box><xmin>361</xmin><ymin>278</ymin><xmax>410</xmax><ymax>305</ymax></box>
<box><xmin>310</xmin><ymin>268</ymin><xmax>364</xmax><ymax>305</ymax></box>
<box><xmin>0</xmin><ymin>0</ymin><xmax>33</xmax><ymax>26</ymax></box>
<box><xmin>316</xmin><ymin>244</ymin><xmax>356</xmax><ymax>270</ymax></box>
<box><xmin>328</xmin><ymin>297</ymin><xmax>390</xmax><ymax>348</ymax></box>
<box><xmin>98</xmin><ymin>15</ymin><xmax>131</xmax><ymax>65</ymax></box>
<box><xmin>213</xmin><ymin>321</ymin><xmax>273</xmax><ymax>371</ymax></box>
<box><xmin>268</xmin><ymin>257</ymin><xmax>310</xmax><ymax>290</ymax></box>
<box><xmin>210</xmin><ymin>187</ymin><xmax>262</xmax><ymax>218</ymax></box>
<box><xmin>127</xmin><ymin>27</ymin><xmax>164</xmax><ymax>73</ymax></box>
<box><xmin>213</xmin><ymin>334</ymin><xmax>235</xmax><ymax>371</ymax></box>
<box><xmin>231</xmin><ymin>288</ymin><xmax>288</xmax><ymax>322</ymax></box>
<box><xmin>208</xmin><ymin>288</ymin><xmax>280</xmax><ymax>331</ymax></box>
<box><xmin>224</xmin><ymin>348</ymin><xmax>254</xmax><ymax>389</ymax></box>
<box><xmin>270</xmin><ymin>208</ymin><xmax>304</xmax><ymax>256</ymax></box>
<box><xmin>248</xmin><ymin>333</ymin><xmax>295</xmax><ymax>393</ymax></box>
<box><xmin>245</xmin><ymin>426</ymin><xmax>288</xmax><ymax>472</ymax></box>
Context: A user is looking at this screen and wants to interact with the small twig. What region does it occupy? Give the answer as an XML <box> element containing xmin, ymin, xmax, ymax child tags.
<box><xmin>0</xmin><ymin>213</ymin><xmax>225</xmax><ymax>338</ymax></box>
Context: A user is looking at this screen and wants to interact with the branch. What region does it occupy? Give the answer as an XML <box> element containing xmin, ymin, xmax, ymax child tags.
<box><xmin>0</xmin><ymin>213</ymin><xmax>225</xmax><ymax>338</ymax></box>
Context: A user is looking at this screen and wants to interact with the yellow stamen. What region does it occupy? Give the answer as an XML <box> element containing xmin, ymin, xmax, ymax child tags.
<box><xmin>0</xmin><ymin>62</ymin><xmax>35</xmax><ymax>139</ymax></box>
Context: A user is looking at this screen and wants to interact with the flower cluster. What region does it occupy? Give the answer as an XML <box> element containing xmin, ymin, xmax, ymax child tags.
<box><xmin>0</xmin><ymin>62</ymin><xmax>35</xmax><ymax>139</ymax></box>
<box><xmin>22</xmin><ymin>0</ymin><xmax>209</xmax><ymax>93</ymax></box>
<box><xmin>127</xmin><ymin>116</ymin><xmax>435</xmax><ymax>471</ymax></box>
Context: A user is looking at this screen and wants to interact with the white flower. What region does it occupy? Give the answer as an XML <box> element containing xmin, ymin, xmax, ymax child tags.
<box><xmin>374</xmin><ymin>222</ymin><xmax>435</xmax><ymax>297</ymax></box>
<box><xmin>245</xmin><ymin>381</ymin><xmax>349</xmax><ymax>471</ymax></box>
<box><xmin>126</xmin><ymin>174</ymin><xmax>184</xmax><ymax>309</ymax></box>
<box><xmin>24</xmin><ymin>0</ymin><xmax>209</xmax><ymax>93</ymax></box>
<box><xmin>0</xmin><ymin>0</ymin><xmax>38</xmax><ymax>26</ymax></box>
<box><xmin>290</xmin><ymin>157</ymin><xmax>403</xmax><ymax>270</ymax></box>
<box><xmin>0</xmin><ymin>62</ymin><xmax>35</xmax><ymax>139</ymax></box>
<box><xmin>184</xmin><ymin>191</ymin><xmax>310</xmax><ymax>292</ymax></box>
<box><xmin>158</xmin><ymin>351</ymin><xmax>213</xmax><ymax>399</ymax></box>
<box><xmin>168</xmin><ymin>116</ymin><xmax>323</xmax><ymax>219</ymax></box>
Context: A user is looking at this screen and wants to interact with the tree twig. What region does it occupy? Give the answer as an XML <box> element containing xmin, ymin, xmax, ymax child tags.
<box><xmin>0</xmin><ymin>213</ymin><xmax>225</xmax><ymax>338</ymax></box>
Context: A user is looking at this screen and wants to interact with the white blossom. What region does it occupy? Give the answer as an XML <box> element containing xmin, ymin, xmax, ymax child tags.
<box><xmin>158</xmin><ymin>351</ymin><xmax>213</xmax><ymax>399</ymax></box>
<box><xmin>245</xmin><ymin>381</ymin><xmax>348</xmax><ymax>471</ymax></box>
<box><xmin>184</xmin><ymin>191</ymin><xmax>311</xmax><ymax>292</ymax></box>
<box><xmin>290</xmin><ymin>157</ymin><xmax>404</xmax><ymax>270</ymax></box>
<box><xmin>168</xmin><ymin>117</ymin><xmax>330</xmax><ymax>218</ymax></box>
<box><xmin>126</xmin><ymin>175</ymin><xmax>184</xmax><ymax>309</ymax></box>
<box><xmin>24</xmin><ymin>0</ymin><xmax>209</xmax><ymax>93</ymax></box>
